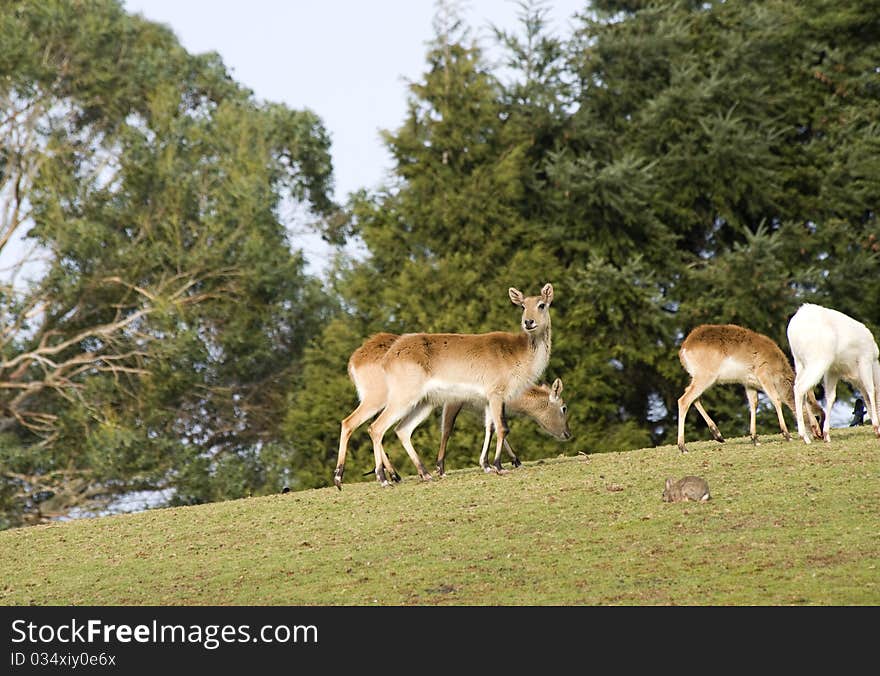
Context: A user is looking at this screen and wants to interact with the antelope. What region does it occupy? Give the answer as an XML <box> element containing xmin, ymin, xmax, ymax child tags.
<box><xmin>333</xmin><ymin>333</ymin><xmax>570</xmax><ymax>488</ymax></box>
<box><xmin>436</xmin><ymin>377</ymin><xmax>570</xmax><ymax>476</ymax></box>
<box><xmin>677</xmin><ymin>323</ymin><xmax>824</xmax><ymax>454</ymax></box>
<box><xmin>787</xmin><ymin>303</ymin><xmax>880</xmax><ymax>443</ymax></box>
<box><xmin>365</xmin><ymin>284</ymin><xmax>554</xmax><ymax>486</ymax></box>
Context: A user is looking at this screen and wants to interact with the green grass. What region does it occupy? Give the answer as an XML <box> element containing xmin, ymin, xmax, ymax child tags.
<box><xmin>1</xmin><ymin>428</ymin><xmax>878</xmax><ymax>605</ymax></box>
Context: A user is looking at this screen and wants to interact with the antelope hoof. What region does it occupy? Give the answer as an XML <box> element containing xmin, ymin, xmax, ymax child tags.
<box><xmin>750</xmin><ymin>435</ymin><xmax>760</xmax><ymax>446</ymax></box>
<box><xmin>376</xmin><ymin>467</ymin><xmax>390</xmax><ymax>486</ymax></box>
<box><xmin>677</xmin><ymin>443</ymin><xmax>689</xmax><ymax>454</ymax></box>
<box><xmin>391</xmin><ymin>470</ymin><xmax>402</xmax><ymax>483</ymax></box>
<box><xmin>481</xmin><ymin>464</ymin><xmax>492</xmax><ymax>473</ymax></box>
<box><xmin>419</xmin><ymin>472</ymin><xmax>433</xmax><ymax>482</ymax></box>
<box><xmin>823</xmin><ymin>433</ymin><xmax>831</xmax><ymax>443</ymax></box>
<box><xmin>782</xmin><ymin>432</ymin><xmax>792</xmax><ymax>442</ymax></box>
<box><xmin>333</xmin><ymin>467</ymin><xmax>344</xmax><ymax>490</ymax></box>
<box><xmin>511</xmin><ymin>457</ymin><xmax>522</xmax><ymax>468</ymax></box>
<box><xmin>710</xmin><ymin>429</ymin><xmax>725</xmax><ymax>443</ymax></box>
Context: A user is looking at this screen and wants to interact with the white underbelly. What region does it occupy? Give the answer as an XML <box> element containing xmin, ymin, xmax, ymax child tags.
<box><xmin>423</xmin><ymin>379</ymin><xmax>487</xmax><ymax>404</ymax></box>
<box><xmin>715</xmin><ymin>357</ymin><xmax>756</xmax><ymax>385</ymax></box>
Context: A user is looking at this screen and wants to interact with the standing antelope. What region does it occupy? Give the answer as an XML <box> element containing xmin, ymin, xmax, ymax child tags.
<box><xmin>333</xmin><ymin>332</ymin><xmax>570</xmax><ymax>488</ymax></box>
<box><xmin>677</xmin><ymin>324</ymin><xmax>824</xmax><ymax>454</ymax></box>
<box><xmin>787</xmin><ymin>303</ymin><xmax>880</xmax><ymax>444</ymax></box>
<box><xmin>365</xmin><ymin>284</ymin><xmax>554</xmax><ymax>486</ymax></box>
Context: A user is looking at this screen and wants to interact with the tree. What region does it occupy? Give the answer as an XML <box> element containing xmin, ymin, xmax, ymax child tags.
<box><xmin>0</xmin><ymin>0</ymin><xmax>336</xmax><ymax>526</ymax></box>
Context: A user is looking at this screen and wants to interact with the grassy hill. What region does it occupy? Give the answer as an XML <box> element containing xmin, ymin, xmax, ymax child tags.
<box><xmin>1</xmin><ymin>428</ymin><xmax>877</xmax><ymax>605</ymax></box>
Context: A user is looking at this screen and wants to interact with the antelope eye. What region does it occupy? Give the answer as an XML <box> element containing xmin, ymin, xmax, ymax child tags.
<box><xmin>538</xmin><ymin>303</ymin><xmax>546</xmax><ymax>310</ymax></box>
<box><xmin>561</xmin><ymin>406</ymin><xmax>567</xmax><ymax>414</ymax></box>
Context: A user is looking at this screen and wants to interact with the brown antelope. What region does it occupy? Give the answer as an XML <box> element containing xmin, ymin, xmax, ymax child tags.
<box><xmin>333</xmin><ymin>333</ymin><xmax>570</xmax><ymax>487</ymax></box>
<box><xmin>362</xmin><ymin>284</ymin><xmax>554</xmax><ymax>486</ymax></box>
<box><xmin>677</xmin><ymin>323</ymin><xmax>824</xmax><ymax>453</ymax></box>
<box><xmin>436</xmin><ymin>378</ymin><xmax>570</xmax><ymax>476</ymax></box>
<box><xmin>787</xmin><ymin>303</ymin><xmax>880</xmax><ymax>443</ymax></box>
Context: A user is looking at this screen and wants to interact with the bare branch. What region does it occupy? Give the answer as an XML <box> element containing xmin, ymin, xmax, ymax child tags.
<box><xmin>0</xmin><ymin>307</ymin><xmax>150</xmax><ymax>373</ymax></box>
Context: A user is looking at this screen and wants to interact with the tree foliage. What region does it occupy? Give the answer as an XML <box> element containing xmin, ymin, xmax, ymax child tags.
<box><xmin>0</xmin><ymin>0</ymin><xmax>336</xmax><ymax>526</ymax></box>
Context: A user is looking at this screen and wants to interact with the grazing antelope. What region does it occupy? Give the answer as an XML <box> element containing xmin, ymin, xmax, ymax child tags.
<box><xmin>787</xmin><ymin>304</ymin><xmax>880</xmax><ymax>443</ymax></box>
<box><xmin>334</xmin><ymin>332</ymin><xmax>570</xmax><ymax>487</ymax></box>
<box><xmin>436</xmin><ymin>377</ymin><xmax>571</xmax><ymax>476</ymax></box>
<box><xmin>364</xmin><ymin>284</ymin><xmax>554</xmax><ymax>486</ymax></box>
<box><xmin>677</xmin><ymin>324</ymin><xmax>824</xmax><ymax>454</ymax></box>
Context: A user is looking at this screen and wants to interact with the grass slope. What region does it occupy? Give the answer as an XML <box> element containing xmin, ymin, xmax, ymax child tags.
<box><xmin>1</xmin><ymin>428</ymin><xmax>878</xmax><ymax>605</ymax></box>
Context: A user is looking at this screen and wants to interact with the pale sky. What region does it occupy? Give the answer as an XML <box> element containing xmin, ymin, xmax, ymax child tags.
<box><xmin>122</xmin><ymin>0</ymin><xmax>586</xmax><ymax>269</ymax></box>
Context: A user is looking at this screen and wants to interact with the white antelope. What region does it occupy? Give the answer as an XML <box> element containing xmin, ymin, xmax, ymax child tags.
<box><xmin>787</xmin><ymin>303</ymin><xmax>880</xmax><ymax>443</ymax></box>
<box><xmin>677</xmin><ymin>323</ymin><xmax>824</xmax><ymax>454</ymax></box>
<box><xmin>333</xmin><ymin>333</ymin><xmax>570</xmax><ymax>488</ymax></box>
<box><xmin>364</xmin><ymin>284</ymin><xmax>554</xmax><ymax>486</ymax></box>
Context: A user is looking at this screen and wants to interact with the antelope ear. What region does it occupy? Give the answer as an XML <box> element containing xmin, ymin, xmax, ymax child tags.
<box><xmin>665</xmin><ymin>478</ymin><xmax>673</xmax><ymax>491</ymax></box>
<box><xmin>509</xmin><ymin>288</ymin><xmax>525</xmax><ymax>306</ymax></box>
<box><xmin>551</xmin><ymin>378</ymin><xmax>563</xmax><ymax>399</ymax></box>
<box><xmin>541</xmin><ymin>283</ymin><xmax>554</xmax><ymax>305</ymax></box>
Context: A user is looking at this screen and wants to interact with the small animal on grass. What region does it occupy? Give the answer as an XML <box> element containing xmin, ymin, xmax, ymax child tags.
<box><xmin>787</xmin><ymin>303</ymin><xmax>880</xmax><ymax>443</ymax></box>
<box><xmin>662</xmin><ymin>476</ymin><xmax>711</xmax><ymax>503</ymax></box>
<box><xmin>850</xmin><ymin>398</ymin><xmax>867</xmax><ymax>427</ymax></box>
<box><xmin>676</xmin><ymin>323</ymin><xmax>824</xmax><ymax>453</ymax></box>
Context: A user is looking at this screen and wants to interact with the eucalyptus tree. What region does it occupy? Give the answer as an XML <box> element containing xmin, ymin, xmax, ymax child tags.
<box><xmin>0</xmin><ymin>0</ymin><xmax>336</xmax><ymax>525</ymax></box>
